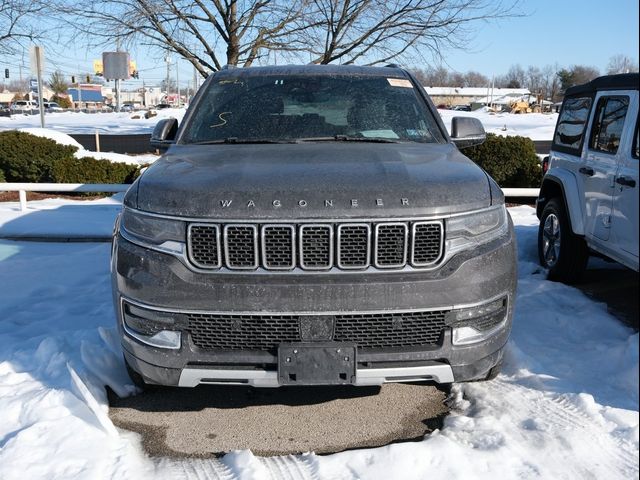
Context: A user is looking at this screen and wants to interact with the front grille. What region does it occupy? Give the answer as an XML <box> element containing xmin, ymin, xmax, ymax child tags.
<box><xmin>300</xmin><ymin>225</ymin><xmax>332</xmax><ymax>269</ymax></box>
<box><xmin>412</xmin><ymin>222</ymin><xmax>442</xmax><ymax>265</ymax></box>
<box><xmin>187</xmin><ymin>220</ymin><xmax>443</xmax><ymax>271</ymax></box>
<box><xmin>262</xmin><ymin>225</ymin><xmax>295</xmax><ymax>269</ymax></box>
<box><xmin>224</xmin><ymin>225</ymin><xmax>258</xmax><ymax>269</ymax></box>
<box><xmin>187</xmin><ymin>310</ymin><xmax>447</xmax><ymax>351</ymax></box>
<box><xmin>375</xmin><ymin>223</ymin><xmax>407</xmax><ymax>267</ymax></box>
<box><xmin>188</xmin><ymin>224</ymin><xmax>220</xmax><ymax>268</ymax></box>
<box><xmin>337</xmin><ymin>224</ymin><xmax>370</xmax><ymax>268</ymax></box>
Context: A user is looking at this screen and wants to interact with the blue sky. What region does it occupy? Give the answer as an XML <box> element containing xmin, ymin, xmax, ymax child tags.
<box><xmin>2</xmin><ymin>0</ymin><xmax>638</xmax><ymax>89</ymax></box>
<box><xmin>424</xmin><ymin>0</ymin><xmax>640</xmax><ymax>76</ymax></box>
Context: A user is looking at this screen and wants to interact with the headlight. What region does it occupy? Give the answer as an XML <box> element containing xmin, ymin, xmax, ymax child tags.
<box><xmin>120</xmin><ymin>207</ymin><xmax>186</xmax><ymax>255</ymax></box>
<box><xmin>445</xmin><ymin>204</ymin><xmax>509</xmax><ymax>256</ymax></box>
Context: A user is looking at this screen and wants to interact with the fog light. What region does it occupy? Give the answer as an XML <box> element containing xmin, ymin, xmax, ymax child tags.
<box><xmin>449</xmin><ymin>296</ymin><xmax>508</xmax><ymax>346</ymax></box>
<box><xmin>121</xmin><ymin>301</ymin><xmax>184</xmax><ymax>349</ymax></box>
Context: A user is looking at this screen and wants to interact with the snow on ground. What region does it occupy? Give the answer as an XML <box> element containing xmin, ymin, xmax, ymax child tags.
<box><xmin>438</xmin><ymin>108</ymin><xmax>558</xmax><ymax>141</ymax></box>
<box><xmin>0</xmin><ymin>199</ymin><xmax>637</xmax><ymax>479</ymax></box>
<box><xmin>0</xmin><ymin>108</ymin><xmax>187</xmax><ymax>135</ymax></box>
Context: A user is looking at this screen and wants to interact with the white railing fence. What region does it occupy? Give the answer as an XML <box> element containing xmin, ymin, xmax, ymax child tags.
<box><xmin>1</xmin><ymin>183</ymin><xmax>541</xmax><ymax>212</ymax></box>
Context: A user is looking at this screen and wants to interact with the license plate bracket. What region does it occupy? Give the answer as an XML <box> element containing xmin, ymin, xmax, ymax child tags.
<box><xmin>278</xmin><ymin>343</ymin><xmax>356</xmax><ymax>385</ymax></box>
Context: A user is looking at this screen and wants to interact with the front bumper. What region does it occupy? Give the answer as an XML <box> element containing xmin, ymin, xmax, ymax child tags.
<box><xmin>112</xmin><ymin>221</ymin><xmax>516</xmax><ymax>386</ymax></box>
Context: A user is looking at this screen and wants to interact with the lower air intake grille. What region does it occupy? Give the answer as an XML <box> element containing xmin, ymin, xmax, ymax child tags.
<box><xmin>187</xmin><ymin>310</ymin><xmax>447</xmax><ymax>351</ymax></box>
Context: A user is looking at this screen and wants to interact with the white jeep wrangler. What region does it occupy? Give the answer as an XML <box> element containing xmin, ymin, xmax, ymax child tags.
<box><xmin>537</xmin><ymin>73</ymin><xmax>639</xmax><ymax>282</ymax></box>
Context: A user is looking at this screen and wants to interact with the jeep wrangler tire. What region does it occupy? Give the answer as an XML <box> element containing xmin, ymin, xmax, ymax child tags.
<box><xmin>538</xmin><ymin>198</ymin><xmax>588</xmax><ymax>283</ymax></box>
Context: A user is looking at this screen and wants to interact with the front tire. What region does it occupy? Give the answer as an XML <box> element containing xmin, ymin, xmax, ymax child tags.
<box><xmin>538</xmin><ymin>198</ymin><xmax>588</xmax><ymax>283</ymax></box>
<box><xmin>124</xmin><ymin>355</ymin><xmax>152</xmax><ymax>390</ymax></box>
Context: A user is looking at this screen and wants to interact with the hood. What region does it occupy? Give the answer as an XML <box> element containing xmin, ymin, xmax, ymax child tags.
<box><xmin>134</xmin><ymin>143</ymin><xmax>492</xmax><ymax>219</ymax></box>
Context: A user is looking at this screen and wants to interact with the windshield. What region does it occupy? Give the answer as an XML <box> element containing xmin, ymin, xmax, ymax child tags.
<box><xmin>181</xmin><ymin>74</ymin><xmax>445</xmax><ymax>144</ymax></box>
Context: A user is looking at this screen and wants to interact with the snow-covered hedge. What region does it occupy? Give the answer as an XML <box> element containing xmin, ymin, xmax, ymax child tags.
<box><xmin>463</xmin><ymin>134</ymin><xmax>541</xmax><ymax>188</ymax></box>
<box><xmin>0</xmin><ymin>131</ymin><xmax>141</xmax><ymax>185</ymax></box>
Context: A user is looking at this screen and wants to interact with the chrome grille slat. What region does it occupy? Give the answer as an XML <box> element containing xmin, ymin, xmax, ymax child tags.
<box><xmin>299</xmin><ymin>224</ymin><xmax>333</xmax><ymax>270</ymax></box>
<box><xmin>411</xmin><ymin>221</ymin><xmax>443</xmax><ymax>266</ymax></box>
<box><xmin>224</xmin><ymin>225</ymin><xmax>258</xmax><ymax>269</ymax></box>
<box><xmin>187</xmin><ymin>224</ymin><xmax>221</xmax><ymax>268</ymax></box>
<box><xmin>261</xmin><ymin>225</ymin><xmax>295</xmax><ymax>270</ymax></box>
<box><xmin>187</xmin><ymin>220</ymin><xmax>443</xmax><ymax>271</ymax></box>
<box><xmin>337</xmin><ymin>224</ymin><xmax>370</xmax><ymax>269</ymax></box>
<box><xmin>374</xmin><ymin>223</ymin><xmax>408</xmax><ymax>268</ymax></box>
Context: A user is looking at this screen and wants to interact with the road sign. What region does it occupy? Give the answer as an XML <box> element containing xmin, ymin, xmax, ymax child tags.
<box><xmin>29</xmin><ymin>46</ymin><xmax>45</xmax><ymax>75</ymax></box>
<box><xmin>29</xmin><ymin>79</ymin><xmax>38</xmax><ymax>91</ymax></box>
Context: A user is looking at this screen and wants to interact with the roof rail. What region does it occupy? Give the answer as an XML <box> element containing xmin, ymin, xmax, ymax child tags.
<box><xmin>384</xmin><ymin>63</ymin><xmax>401</xmax><ymax>68</ymax></box>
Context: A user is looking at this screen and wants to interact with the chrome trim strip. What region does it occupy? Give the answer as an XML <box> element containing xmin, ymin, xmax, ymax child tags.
<box><xmin>261</xmin><ymin>224</ymin><xmax>296</xmax><ymax>270</ymax></box>
<box><xmin>122</xmin><ymin>204</ymin><xmax>501</xmax><ymax>223</ymax></box>
<box><xmin>120</xmin><ymin>291</ymin><xmax>510</xmax><ymax>317</ymax></box>
<box><xmin>410</xmin><ymin>220</ymin><xmax>444</xmax><ymax>267</ymax></box>
<box><xmin>178</xmin><ymin>363</ymin><xmax>455</xmax><ymax>387</ymax></box>
<box><xmin>299</xmin><ymin>224</ymin><xmax>334</xmax><ymax>270</ymax></box>
<box><xmin>187</xmin><ymin>223</ymin><xmax>221</xmax><ymax>269</ymax></box>
<box><xmin>223</xmin><ymin>224</ymin><xmax>259</xmax><ymax>270</ymax></box>
<box><xmin>374</xmin><ymin>222</ymin><xmax>408</xmax><ymax>268</ymax></box>
<box><xmin>336</xmin><ymin>223</ymin><xmax>371</xmax><ymax>270</ymax></box>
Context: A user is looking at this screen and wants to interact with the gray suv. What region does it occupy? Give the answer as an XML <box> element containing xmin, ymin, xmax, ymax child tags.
<box><xmin>111</xmin><ymin>65</ymin><xmax>517</xmax><ymax>389</ymax></box>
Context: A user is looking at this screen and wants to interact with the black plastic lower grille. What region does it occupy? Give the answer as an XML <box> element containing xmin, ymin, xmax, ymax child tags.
<box><xmin>187</xmin><ymin>310</ymin><xmax>447</xmax><ymax>351</ymax></box>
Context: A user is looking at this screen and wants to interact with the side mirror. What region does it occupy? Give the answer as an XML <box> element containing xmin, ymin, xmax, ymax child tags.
<box><xmin>451</xmin><ymin>117</ymin><xmax>486</xmax><ymax>149</ymax></box>
<box><xmin>150</xmin><ymin>118</ymin><xmax>178</xmax><ymax>152</ymax></box>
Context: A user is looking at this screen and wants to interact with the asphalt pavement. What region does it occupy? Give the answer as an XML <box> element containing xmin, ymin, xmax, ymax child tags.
<box><xmin>108</xmin><ymin>383</ymin><xmax>449</xmax><ymax>457</ymax></box>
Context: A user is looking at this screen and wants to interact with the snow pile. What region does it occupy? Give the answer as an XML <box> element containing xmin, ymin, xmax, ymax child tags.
<box><xmin>438</xmin><ymin>109</ymin><xmax>558</xmax><ymax>141</ymax></box>
<box><xmin>0</xmin><ymin>108</ymin><xmax>187</xmax><ymax>134</ymax></box>
<box><xmin>15</xmin><ymin>127</ymin><xmax>158</xmax><ymax>166</ymax></box>
<box><xmin>0</xmin><ymin>201</ymin><xmax>637</xmax><ymax>479</ymax></box>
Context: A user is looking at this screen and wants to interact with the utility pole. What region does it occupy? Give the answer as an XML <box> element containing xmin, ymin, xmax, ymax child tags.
<box><xmin>77</xmin><ymin>73</ymin><xmax>82</xmax><ymax>110</ymax></box>
<box><xmin>165</xmin><ymin>55</ymin><xmax>171</xmax><ymax>103</ymax></box>
<box><xmin>33</xmin><ymin>46</ymin><xmax>45</xmax><ymax>128</ymax></box>
<box><xmin>176</xmin><ymin>59</ymin><xmax>180</xmax><ymax>107</ymax></box>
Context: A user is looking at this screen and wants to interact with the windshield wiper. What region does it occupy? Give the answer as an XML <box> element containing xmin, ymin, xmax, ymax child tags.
<box><xmin>192</xmin><ymin>137</ymin><xmax>295</xmax><ymax>145</ymax></box>
<box><xmin>296</xmin><ymin>135</ymin><xmax>399</xmax><ymax>143</ymax></box>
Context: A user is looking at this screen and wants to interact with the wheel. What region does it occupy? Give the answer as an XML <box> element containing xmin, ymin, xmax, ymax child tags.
<box><xmin>124</xmin><ymin>355</ymin><xmax>151</xmax><ymax>390</ymax></box>
<box><xmin>538</xmin><ymin>198</ymin><xmax>588</xmax><ymax>283</ymax></box>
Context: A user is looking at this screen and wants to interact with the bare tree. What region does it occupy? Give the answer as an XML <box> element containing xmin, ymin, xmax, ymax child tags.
<box><xmin>303</xmin><ymin>0</ymin><xmax>521</xmax><ymax>65</ymax></box>
<box><xmin>61</xmin><ymin>0</ymin><xmax>520</xmax><ymax>77</ymax></box>
<box><xmin>607</xmin><ymin>54</ymin><xmax>639</xmax><ymax>74</ymax></box>
<box><xmin>0</xmin><ymin>0</ymin><xmax>46</xmax><ymax>55</ymax></box>
<box><xmin>60</xmin><ymin>0</ymin><xmax>312</xmax><ymax>78</ymax></box>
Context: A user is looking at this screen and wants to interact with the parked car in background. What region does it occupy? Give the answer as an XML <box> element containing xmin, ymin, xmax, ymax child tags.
<box><xmin>537</xmin><ymin>73</ymin><xmax>639</xmax><ymax>283</ymax></box>
<box><xmin>155</xmin><ymin>103</ymin><xmax>172</xmax><ymax>109</ymax></box>
<box><xmin>10</xmin><ymin>100</ymin><xmax>38</xmax><ymax>114</ymax></box>
<box><xmin>43</xmin><ymin>102</ymin><xmax>63</xmax><ymax>112</ymax></box>
<box><xmin>453</xmin><ymin>104</ymin><xmax>472</xmax><ymax>111</ymax></box>
<box><xmin>112</xmin><ymin>64</ymin><xmax>517</xmax><ymax>390</ymax></box>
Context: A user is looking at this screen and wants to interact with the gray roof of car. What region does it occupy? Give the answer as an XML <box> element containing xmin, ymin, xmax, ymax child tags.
<box><xmin>212</xmin><ymin>64</ymin><xmax>409</xmax><ymax>78</ymax></box>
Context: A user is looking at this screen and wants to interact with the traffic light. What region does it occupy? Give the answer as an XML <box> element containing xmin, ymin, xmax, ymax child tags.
<box><xmin>86</xmin><ymin>75</ymin><xmax>91</xmax><ymax>83</ymax></box>
<box><xmin>71</xmin><ymin>76</ymin><xmax>76</xmax><ymax>83</ymax></box>
<box><xmin>4</xmin><ymin>69</ymin><xmax>8</xmax><ymax>79</ymax></box>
